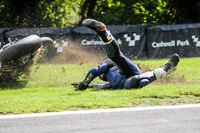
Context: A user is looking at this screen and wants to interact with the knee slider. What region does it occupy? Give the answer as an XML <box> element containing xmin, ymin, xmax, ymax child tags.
<box><xmin>139</xmin><ymin>79</ymin><xmax>149</xmax><ymax>88</ymax></box>
<box><xmin>123</xmin><ymin>75</ymin><xmax>139</xmax><ymax>89</ymax></box>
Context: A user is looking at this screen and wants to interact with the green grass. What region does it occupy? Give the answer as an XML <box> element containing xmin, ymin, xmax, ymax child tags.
<box><xmin>0</xmin><ymin>57</ymin><xmax>199</xmax><ymax>114</ymax></box>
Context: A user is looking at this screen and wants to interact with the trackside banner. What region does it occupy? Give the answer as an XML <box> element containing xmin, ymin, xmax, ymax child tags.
<box><xmin>1</xmin><ymin>23</ymin><xmax>200</xmax><ymax>59</ymax></box>
<box><xmin>3</xmin><ymin>25</ymin><xmax>148</xmax><ymax>59</ymax></box>
<box><xmin>147</xmin><ymin>24</ymin><xmax>200</xmax><ymax>58</ymax></box>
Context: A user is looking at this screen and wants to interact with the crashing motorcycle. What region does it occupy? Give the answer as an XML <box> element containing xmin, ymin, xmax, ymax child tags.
<box><xmin>0</xmin><ymin>35</ymin><xmax>54</xmax><ymax>83</ymax></box>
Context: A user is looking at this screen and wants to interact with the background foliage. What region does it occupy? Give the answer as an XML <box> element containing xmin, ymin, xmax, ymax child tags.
<box><xmin>0</xmin><ymin>0</ymin><xmax>200</xmax><ymax>27</ymax></box>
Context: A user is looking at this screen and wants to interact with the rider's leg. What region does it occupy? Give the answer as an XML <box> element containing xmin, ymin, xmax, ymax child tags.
<box><xmin>123</xmin><ymin>54</ymin><xmax>180</xmax><ymax>89</ymax></box>
<box><xmin>82</xmin><ymin>19</ymin><xmax>141</xmax><ymax>77</ymax></box>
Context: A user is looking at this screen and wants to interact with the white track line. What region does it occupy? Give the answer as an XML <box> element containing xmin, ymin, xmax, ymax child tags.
<box><xmin>0</xmin><ymin>104</ymin><xmax>200</xmax><ymax>119</ymax></box>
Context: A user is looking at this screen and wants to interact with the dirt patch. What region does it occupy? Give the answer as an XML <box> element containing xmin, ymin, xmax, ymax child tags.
<box><xmin>137</xmin><ymin>63</ymin><xmax>152</xmax><ymax>72</ymax></box>
<box><xmin>50</xmin><ymin>41</ymin><xmax>106</xmax><ymax>65</ymax></box>
<box><xmin>136</xmin><ymin>63</ymin><xmax>187</xmax><ymax>84</ymax></box>
<box><xmin>157</xmin><ymin>73</ymin><xmax>187</xmax><ymax>84</ymax></box>
<box><xmin>139</xmin><ymin>63</ymin><xmax>191</xmax><ymax>84</ymax></box>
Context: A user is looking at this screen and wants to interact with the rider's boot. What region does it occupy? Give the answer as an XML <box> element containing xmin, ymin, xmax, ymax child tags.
<box><xmin>162</xmin><ymin>54</ymin><xmax>180</xmax><ymax>74</ymax></box>
<box><xmin>154</xmin><ymin>54</ymin><xmax>180</xmax><ymax>80</ymax></box>
<box><xmin>82</xmin><ymin>19</ymin><xmax>114</xmax><ymax>44</ymax></box>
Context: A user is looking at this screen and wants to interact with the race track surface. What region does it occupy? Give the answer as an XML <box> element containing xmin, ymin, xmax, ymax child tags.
<box><xmin>0</xmin><ymin>104</ymin><xmax>200</xmax><ymax>133</ymax></box>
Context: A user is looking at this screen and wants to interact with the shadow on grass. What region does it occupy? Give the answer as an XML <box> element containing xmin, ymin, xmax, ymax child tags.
<box><xmin>89</xmin><ymin>87</ymin><xmax>140</xmax><ymax>91</ymax></box>
<box><xmin>0</xmin><ymin>80</ymin><xmax>29</xmax><ymax>90</ymax></box>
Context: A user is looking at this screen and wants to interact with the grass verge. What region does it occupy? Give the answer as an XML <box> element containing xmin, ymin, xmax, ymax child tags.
<box><xmin>0</xmin><ymin>57</ymin><xmax>199</xmax><ymax>114</ymax></box>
